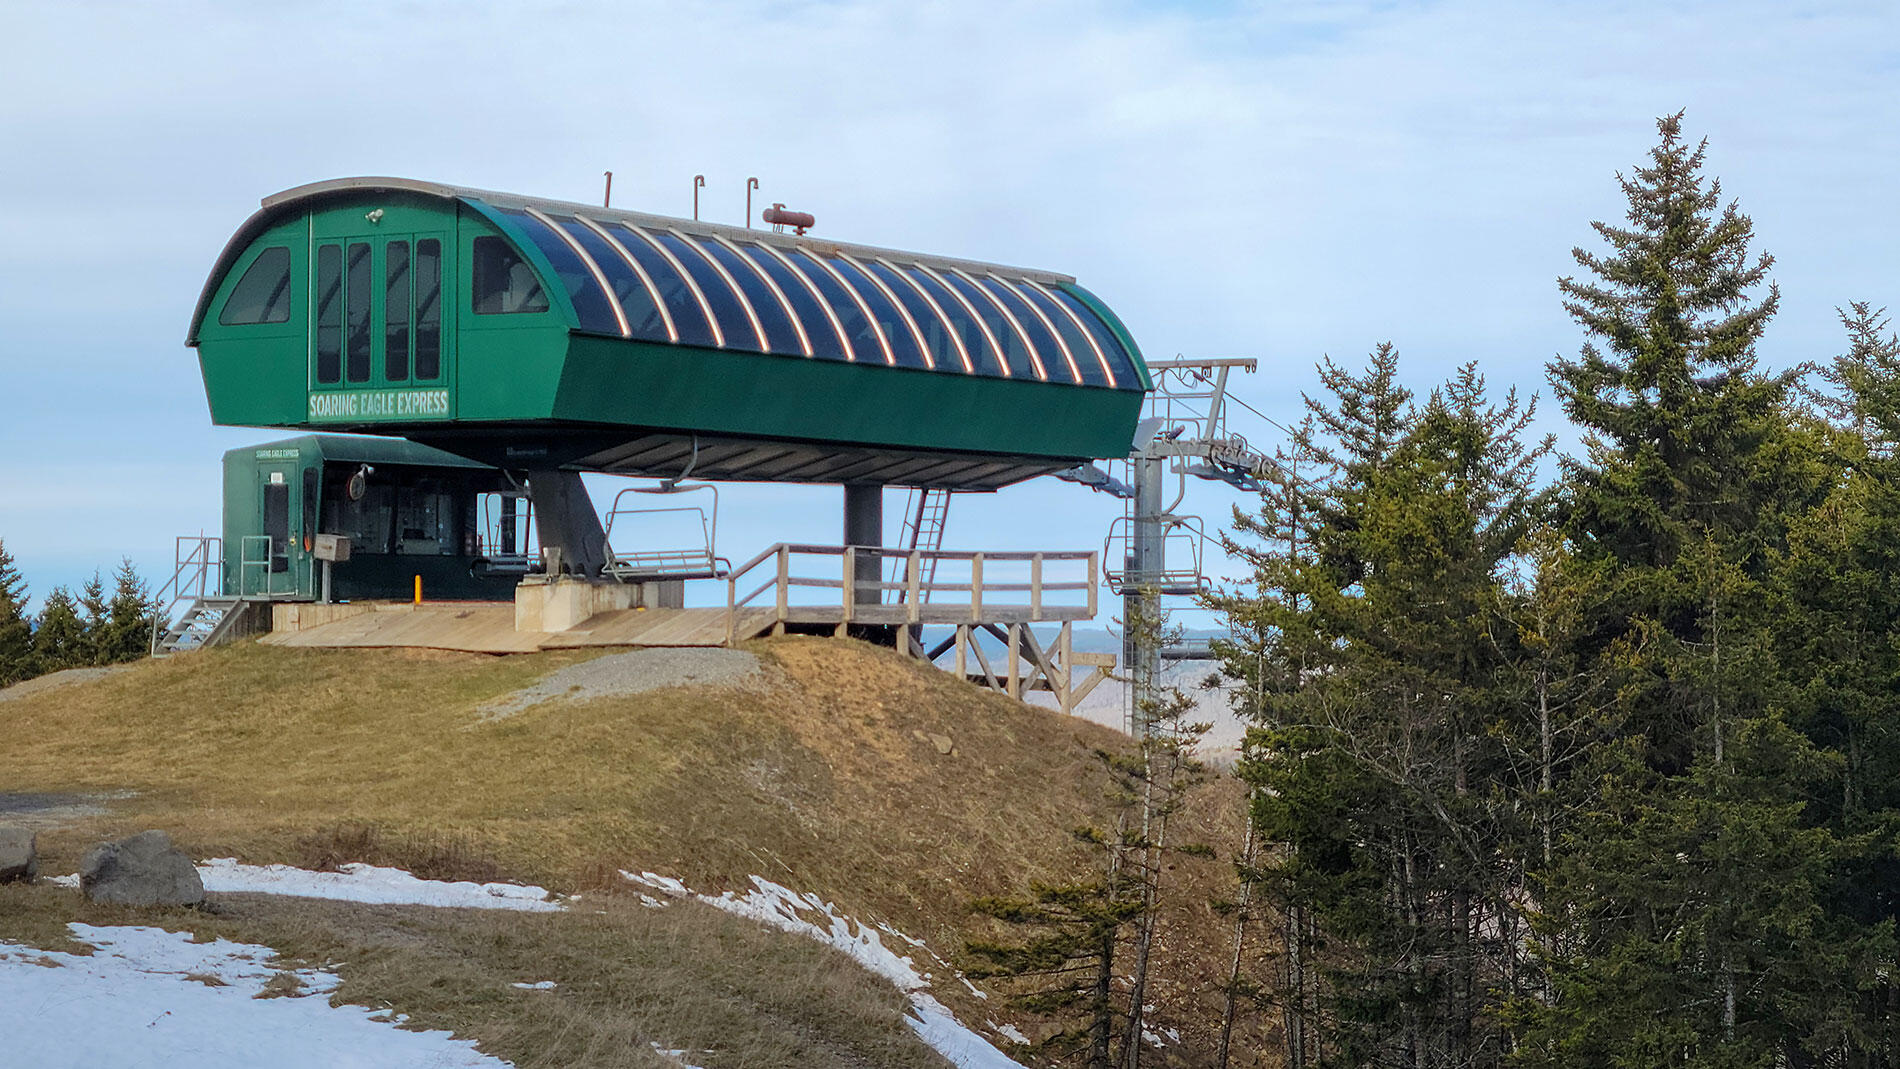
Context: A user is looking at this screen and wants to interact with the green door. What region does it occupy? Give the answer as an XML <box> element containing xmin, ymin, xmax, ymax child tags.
<box><xmin>240</xmin><ymin>463</ymin><xmax>302</xmax><ymax>597</ymax></box>
<box><xmin>309</xmin><ymin>227</ymin><xmax>453</xmax><ymax>423</ymax></box>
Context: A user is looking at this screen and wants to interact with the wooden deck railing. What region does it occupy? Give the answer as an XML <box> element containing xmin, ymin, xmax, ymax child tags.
<box><xmin>725</xmin><ymin>544</ymin><xmax>1098</xmax><ymax>642</ymax></box>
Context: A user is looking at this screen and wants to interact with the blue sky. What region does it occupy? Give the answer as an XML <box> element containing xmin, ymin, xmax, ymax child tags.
<box><xmin>2</xmin><ymin>0</ymin><xmax>1897</xmax><ymax>623</ymax></box>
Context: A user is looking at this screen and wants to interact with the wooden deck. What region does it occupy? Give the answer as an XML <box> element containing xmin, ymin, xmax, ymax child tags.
<box><xmin>262</xmin><ymin>602</ymin><xmax>774</xmax><ymax>654</ymax></box>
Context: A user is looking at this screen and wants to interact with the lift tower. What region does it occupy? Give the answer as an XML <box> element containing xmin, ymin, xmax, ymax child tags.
<box><xmin>1106</xmin><ymin>358</ymin><xmax>1275</xmax><ymax>735</ymax></box>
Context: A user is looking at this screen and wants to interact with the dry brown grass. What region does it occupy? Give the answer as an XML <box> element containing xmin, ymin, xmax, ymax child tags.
<box><xmin>0</xmin><ymin>635</ymin><xmax>1275</xmax><ymax>1066</ymax></box>
<box><xmin>0</xmin><ymin>880</ymin><xmax>947</xmax><ymax>1068</ymax></box>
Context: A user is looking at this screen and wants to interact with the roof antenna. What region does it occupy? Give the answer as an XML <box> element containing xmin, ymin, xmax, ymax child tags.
<box><xmin>602</xmin><ymin>171</ymin><xmax>613</xmax><ymax>208</ymax></box>
<box><xmin>746</xmin><ymin>177</ymin><xmax>759</xmax><ymax>229</ymax></box>
<box><xmin>692</xmin><ymin>174</ymin><xmax>705</xmax><ymax>220</ymax></box>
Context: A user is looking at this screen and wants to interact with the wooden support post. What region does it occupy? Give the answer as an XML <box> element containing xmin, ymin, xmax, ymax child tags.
<box><xmin>842</xmin><ymin>547</ymin><xmax>856</xmax><ymax>634</ymax></box>
<box><xmin>775</xmin><ymin>546</ymin><xmax>789</xmax><ymax>625</ymax></box>
<box><xmin>1030</xmin><ymin>554</ymin><xmax>1043</xmax><ymax>619</ymax></box>
<box><xmin>906</xmin><ymin>551</ymin><xmax>921</xmax><ymax>624</ymax></box>
<box><xmin>1059</xmin><ymin>622</ymin><xmax>1074</xmax><ymax>714</ymax></box>
<box><xmin>1087</xmin><ymin>554</ymin><xmax>1098</xmax><ymax>617</ymax></box>
<box><xmin>970</xmin><ymin>554</ymin><xmax>984</xmax><ymax>623</ymax></box>
<box><xmin>954</xmin><ymin>624</ymin><xmax>968</xmax><ymax>680</ymax></box>
<box><xmin>1007</xmin><ymin>622</ymin><xmax>1022</xmax><ymax>699</ymax></box>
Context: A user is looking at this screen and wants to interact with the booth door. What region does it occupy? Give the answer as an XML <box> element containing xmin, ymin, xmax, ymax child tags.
<box><xmin>240</xmin><ymin>464</ymin><xmax>300</xmax><ymax>597</ymax></box>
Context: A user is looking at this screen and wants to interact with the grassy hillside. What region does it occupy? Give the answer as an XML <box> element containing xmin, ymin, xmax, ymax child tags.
<box><xmin>1</xmin><ymin>637</ymin><xmax>1273</xmax><ymax>1065</ymax></box>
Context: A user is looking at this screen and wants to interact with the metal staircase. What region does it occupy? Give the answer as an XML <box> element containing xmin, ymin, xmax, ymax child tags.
<box><xmin>153</xmin><ymin>597</ymin><xmax>251</xmax><ymax>656</ymax></box>
<box><xmin>149</xmin><ymin>535</ymin><xmax>258</xmax><ymax>657</ymax></box>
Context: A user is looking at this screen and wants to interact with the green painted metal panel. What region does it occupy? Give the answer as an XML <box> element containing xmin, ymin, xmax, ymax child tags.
<box><xmin>553</xmin><ymin>336</ymin><xmax>1141</xmax><ymax>461</ymax></box>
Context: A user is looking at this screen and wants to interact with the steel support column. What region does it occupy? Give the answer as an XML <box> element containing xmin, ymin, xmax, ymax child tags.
<box><xmin>527</xmin><ymin>470</ymin><xmax>608</xmax><ymax>578</ymax></box>
<box><xmin>1122</xmin><ymin>455</ymin><xmax>1165</xmax><ymax>736</ymax></box>
<box><xmin>844</xmin><ymin>483</ymin><xmax>884</xmax><ymax>608</ymax></box>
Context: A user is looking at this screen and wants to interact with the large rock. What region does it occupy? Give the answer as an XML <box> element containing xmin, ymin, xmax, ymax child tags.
<box><xmin>79</xmin><ymin>830</ymin><xmax>204</xmax><ymax>907</ymax></box>
<box><xmin>0</xmin><ymin>826</ymin><xmax>35</xmax><ymax>883</ymax></box>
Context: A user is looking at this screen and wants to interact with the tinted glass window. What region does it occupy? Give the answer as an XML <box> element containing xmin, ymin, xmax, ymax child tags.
<box><xmin>651</xmin><ymin>231</ymin><xmax>761</xmax><ymax>352</ymax></box>
<box><xmin>905</xmin><ymin>267</ymin><xmax>1003</xmax><ymax>376</ymax></box>
<box><xmin>554</xmin><ymin>217</ymin><xmax>670</xmax><ymax>343</ymax></box>
<box><xmin>787</xmin><ymin>251</ymin><xmax>879</xmax><ymax>363</ymax></box>
<box><xmin>315</xmin><ymin>244</ymin><xmax>342</xmax><ymax>384</ymax></box>
<box><xmin>385</xmin><ymin>240</ymin><xmax>411</xmax><ymax>381</ymax></box>
<box><xmin>491</xmin><ymin>208</ymin><xmax>620</xmax><ymax>333</ymax></box>
<box><xmin>942</xmin><ymin>271</ymin><xmax>1035</xmax><ymax>379</ymax></box>
<box><xmin>415</xmin><ymin>239</ymin><xmax>442</xmax><ymax>379</ymax></box>
<box><xmin>865</xmin><ymin>261</ymin><xmax>962</xmax><ymax>372</ymax></box>
<box><xmin>221</xmin><ymin>246</ymin><xmax>292</xmax><ymax>325</ymax></box>
<box><xmin>264</xmin><ymin>482</ymin><xmax>289</xmax><ymax>573</ymax></box>
<box><xmin>830</xmin><ymin>257</ymin><xmax>927</xmax><ymax>370</ymax></box>
<box><xmin>1018</xmin><ymin>282</ymin><xmax>1109</xmax><ymax>386</ymax></box>
<box><xmin>740</xmin><ymin>245</ymin><xmax>848</xmax><ymax>361</ymax></box>
<box><xmin>345</xmin><ymin>243</ymin><xmax>372</xmax><ymax>383</ymax></box>
<box><xmin>982</xmin><ymin>278</ymin><xmax>1070</xmax><ymax>382</ymax></box>
<box><xmin>697</xmin><ymin>239</ymin><xmax>803</xmax><ymax>355</ymax></box>
<box><xmin>1050</xmin><ymin>286</ymin><xmax>1140</xmax><ymax>387</ymax></box>
<box><xmin>607</xmin><ymin>225</ymin><xmax>717</xmax><ymax>348</ymax></box>
<box><xmin>472</xmin><ymin>235</ymin><xmax>549</xmax><ymax>315</ymax></box>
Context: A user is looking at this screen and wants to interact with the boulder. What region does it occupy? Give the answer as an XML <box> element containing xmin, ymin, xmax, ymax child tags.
<box><xmin>0</xmin><ymin>826</ymin><xmax>36</xmax><ymax>883</ymax></box>
<box><xmin>79</xmin><ymin>830</ymin><xmax>204</xmax><ymax>907</ymax></box>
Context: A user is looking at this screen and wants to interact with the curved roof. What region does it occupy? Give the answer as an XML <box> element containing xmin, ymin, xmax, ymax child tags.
<box><xmin>191</xmin><ymin>177</ymin><xmax>1148</xmax><ymax>392</ymax></box>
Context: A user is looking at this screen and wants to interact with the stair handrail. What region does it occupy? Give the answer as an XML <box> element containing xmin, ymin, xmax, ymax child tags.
<box><xmin>148</xmin><ymin>536</ymin><xmax>224</xmax><ymax>655</ymax></box>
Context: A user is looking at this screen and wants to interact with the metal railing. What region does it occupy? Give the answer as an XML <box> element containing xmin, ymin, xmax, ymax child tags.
<box><xmin>237</xmin><ymin>535</ymin><xmax>298</xmax><ymax>598</ymax></box>
<box><xmin>148</xmin><ymin>536</ymin><xmax>223</xmax><ymax>655</ymax></box>
<box><xmin>726</xmin><ymin>543</ymin><xmax>1097</xmax><ymax>643</ymax></box>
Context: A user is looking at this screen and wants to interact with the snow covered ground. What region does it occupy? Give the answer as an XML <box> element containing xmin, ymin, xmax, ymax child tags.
<box><xmin>0</xmin><ymin>924</ymin><xmax>508</xmax><ymax>1068</ymax></box>
<box><xmin>626</xmin><ymin>870</ymin><xmax>1026</xmax><ymax>1069</ymax></box>
<box><xmin>9</xmin><ymin>858</ymin><xmax>1023</xmax><ymax>1069</ymax></box>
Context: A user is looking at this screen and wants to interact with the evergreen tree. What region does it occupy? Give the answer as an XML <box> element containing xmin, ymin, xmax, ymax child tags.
<box><xmin>1215</xmin><ymin>350</ymin><xmax>1548</xmax><ymax>1067</ymax></box>
<box><xmin>77</xmin><ymin>572</ymin><xmax>108</xmax><ymax>666</ymax></box>
<box><xmin>1813</xmin><ymin>301</ymin><xmax>1900</xmax><ymax>452</ymax></box>
<box><xmin>1518</xmin><ymin>112</ymin><xmax>1845</xmax><ymax>1067</ymax></box>
<box><xmin>93</xmin><ymin>559</ymin><xmax>156</xmax><ymax>664</ymax></box>
<box><xmin>0</xmin><ymin>539</ymin><xmax>32</xmax><ymax>687</ymax></box>
<box><xmin>31</xmin><ymin>586</ymin><xmax>87</xmax><ymax>674</ymax></box>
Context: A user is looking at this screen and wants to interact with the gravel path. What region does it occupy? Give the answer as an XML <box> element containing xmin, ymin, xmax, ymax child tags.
<box><xmin>478</xmin><ymin>648</ymin><xmax>768</xmax><ymax>720</ymax></box>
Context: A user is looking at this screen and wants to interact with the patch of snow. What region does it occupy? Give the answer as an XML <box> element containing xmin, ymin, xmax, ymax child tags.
<box><xmin>198</xmin><ymin>858</ymin><xmax>563</xmax><ymax>911</ymax></box>
<box><xmin>989</xmin><ymin>1020</ymin><xmax>1031</xmax><ymax>1045</ymax></box>
<box><xmin>511</xmin><ymin>980</ymin><xmax>557</xmax><ymax>990</ymax></box>
<box><xmin>1141</xmin><ymin>1024</ymin><xmax>1182</xmax><ymax>1049</ymax></box>
<box><xmin>650</xmin><ymin>1042</ymin><xmax>712</xmax><ymax>1068</ymax></box>
<box><xmin>1</xmin><ymin>924</ymin><xmax>509</xmax><ymax>1067</ymax></box>
<box><xmin>623</xmin><ymin>871</ymin><xmax>1025</xmax><ymax>1069</ymax></box>
<box><xmin>45</xmin><ymin>873</ymin><xmax>78</xmax><ymax>888</ymax></box>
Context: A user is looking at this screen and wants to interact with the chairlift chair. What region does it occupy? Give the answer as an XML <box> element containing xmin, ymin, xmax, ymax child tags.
<box><xmin>601</xmin><ymin>482</ymin><xmax>731</xmax><ymax>582</ymax></box>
